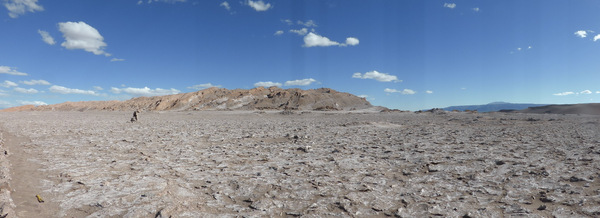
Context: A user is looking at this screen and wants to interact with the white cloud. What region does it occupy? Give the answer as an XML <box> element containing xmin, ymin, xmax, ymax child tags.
<box><xmin>247</xmin><ymin>0</ymin><xmax>271</xmax><ymax>12</ymax></box>
<box><xmin>352</xmin><ymin>71</ymin><xmax>401</xmax><ymax>82</ymax></box>
<box><xmin>274</xmin><ymin>30</ymin><xmax>284</xmax><ymax>36</ymax></box>
<box><xmin>472</xmin><ymin>7</ymin><xmax>480</xmax><ymax>12</ymax></box>
<box><xmin>303</xmin><ymin>32</ymin><xmax>340</xmax><ymax>47</ymax></box>
<box><xmin>284</xmin><ymin>78</ymin><xmax>317</xmax><ymax>86</ymax></box>
<box><xmin>581</xmin><ymin>90</ymin><xmax>592</xmax><ymax>94</ymax></box>
<box><xmin>297</xmin><ymin>20</ymin><xmax>317</xmax><ymax>27</ymax></box>
<box><xmin>426</xmin><ymin>90</ymin><xmax>433</xmax><ymax>94</ymax></box>
<box><xmin>282</xmin><ymin>19</ymin><xmax>293</xmax><ymax>25</ymax></box>
<box><xmin>138</xmin><ymin>1</ymin><xmax>143</xmax><ymax>5</ymax></box>
<box><xmin>597</xmin><ymin>91</ymin><xmax>600</xmax><ymax>94</ymax></box>
<box><xmin>110</xmin><ymin>58</ymin><xmax>125</xmax><ymax>62</ymax></box>
<box><xmin>187</xmin><ymin>83</ymin><xmax>221</xmax><ymax>90</ymax></box>
<box><xmin>302</xmin><ymin>33</ymin><xmax>359</xmax><ymax>47</ymax></box>
<box><xmin>220</xmin><ymin>1</ymin><xmax>230</xmax><ymax>10</ymax></box>
<box><xmin>58</xmin><ymin>21</ymin><xmax>110</xmax><ymax>56</ymax></box>
<box><xmin>0</xmin><ymin>66</ymin><xmax>28</xmax><ymax>76</ymax></box>
<box><xmin>49</xmin><ymin>85</ymin><xmax>98</xmax><ymax>95</ymax></box>
<box><xmin>384</xmin><ymin>88</ymin><xmax>416</xmax><ymax>95</ymax></box>
<box><xmin>17</xmin><ymin>100</ymin><xmax>47</xmax><ymax>106</ymax></box>
<box><xmin>110</xmin><ymin>87</ymin><xmax>180</xmax><ymax>97</ymax></box>
<box><xmin>594</xmin><ymin>34</ymin><xmax>600</xmax><ymax>42</ymax></box>
<box><xmin>38</xmin><ymin>30</ymin><xmax>55</xmax><ymax>45</ymax></box>
<box><xmin>1</xmin><ymin>80</ymin><xmax>18</xmax><ymax>88</ymax></box>
<box><xmin>290</xmin><ymin>28</ymin><xmax>308</xmax><ymax>36</ymax></box>
<box><xmin>21</xmin><ymin>79</ymin><xmax>50</xmax><ymax>85</ymax></box>
<box><xmin>574</xmin><ymin>30</ymin><xmax>587</xmax><ymax>38</ymax></box>
<box><xmin>254</xmin><ymin>81</ymin><xmax>282</xmax><ymax>87</ymax></box>
<box><xmin>553</xmin><ymin>91</ymin><xmax>575</xmax><ymax>96</ymax></box>
<box><xmin>4</xmin><ymin>0</ymin><xmax>43</xmax><ymax>18</ymax></box>
<box><xmin>444</xmin><ymin>3</ymin><xmax>456</xmax><ymax>9</ymax></box>
<box><xmin>14</xmin><ymin>87</ymin><xmax>38</xmax><ymax>94</ymax></box>
<box><xmin>345</xmin><ymin>37</ymin><xmax>359</xmax><ymax>46</ymax></box>
<box><xmin>93</xmin><ymin>86</ymin><xmax>103</xmax><ymax>90</ymax></box>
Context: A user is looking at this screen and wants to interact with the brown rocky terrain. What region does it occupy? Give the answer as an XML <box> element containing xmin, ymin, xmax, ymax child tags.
<box><xmin>0</xmin><ymin>110</ymin><xmax>599</xmax><ymax>217</ymax></box>
<box><xmin>1</xmin><ymin>87</ymin><xmax>373</xmax><ymax>112</ymax></box>
<box><xmin>519</xmin><ymin>103</ymin><xmax>600</xmax><ymax>115</ymax></box>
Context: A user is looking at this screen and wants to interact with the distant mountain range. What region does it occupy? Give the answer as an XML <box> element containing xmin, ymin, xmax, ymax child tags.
<box><xmin>438</xmin><ymin>102</ymin><xmax>548</xmax><ymax>112</ymax></box>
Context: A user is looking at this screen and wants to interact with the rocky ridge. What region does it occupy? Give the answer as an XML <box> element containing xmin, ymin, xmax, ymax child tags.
<box><xmin>2</xmin><ymin>87</ymin><xmax>373</xmax><ymax>112</ymax></box>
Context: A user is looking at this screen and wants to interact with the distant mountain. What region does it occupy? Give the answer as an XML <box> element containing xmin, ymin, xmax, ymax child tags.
<box><xmin>519</xmin><ymin>103</ymin><xmax>600</xmax><ymax>115</ymax></box>
<box><xmin>1</xmin><ymin>87</ymin><xmax>375</xmax><ymax>112</ymax></box>
<box><xmin>439</xmin><ymin>102</ymin><xmax>548</xmax><ymax>113</ymax></box>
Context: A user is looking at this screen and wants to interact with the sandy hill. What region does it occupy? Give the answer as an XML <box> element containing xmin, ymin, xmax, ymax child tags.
<box><xmin>2</xmin><ymin>87</ymin><xmax>374</xmax><ymax>112</ymax></box>
<box><xmin>518</xmin><ymin>103</ymin><xmax>600</xmax><ymax>115</ymax></box>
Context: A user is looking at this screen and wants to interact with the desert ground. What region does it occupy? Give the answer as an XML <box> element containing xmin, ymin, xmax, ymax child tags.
<box><xmin>0</xmin><ymin>110</ymin><xmax>599</xmax><ymax>217</ymax></box>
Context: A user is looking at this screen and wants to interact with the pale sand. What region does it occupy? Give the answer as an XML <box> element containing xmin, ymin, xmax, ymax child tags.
<box><xmin>1</xmin><ymin>111</ymin><xmax>599</xmax><ymax>217</ymax></box>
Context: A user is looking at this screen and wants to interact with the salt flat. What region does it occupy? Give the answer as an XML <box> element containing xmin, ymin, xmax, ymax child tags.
<box><xmin>1</xmin><ymin>111</ymin><xmax>599</xmax><ymax>217</ymax></box>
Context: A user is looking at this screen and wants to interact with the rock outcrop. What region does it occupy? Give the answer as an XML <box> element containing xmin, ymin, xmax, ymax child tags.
<box><xmin>2</xmin><ymin>87</ymin><xmax>373</xmax><ymax>112</ymax></box>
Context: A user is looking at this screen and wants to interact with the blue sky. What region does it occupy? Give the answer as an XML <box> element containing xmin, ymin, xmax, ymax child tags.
<box><xmin>1</xmin><ymin>0</ymin><xmax>600</xmax><ymax>111</ymax></box>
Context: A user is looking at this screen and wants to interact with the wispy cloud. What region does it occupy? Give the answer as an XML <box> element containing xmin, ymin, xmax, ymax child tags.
<box><xmin>4</xmin><ymin>0</ymin><xmax>44</xmax><ymax>18</ymax></box>
<box><xmin>443</xmin><ymin>3</ymin><xmax>456</xmax><ymax>9</ymax></box>
<box><xmin>284</xmin><ymin>78</ymin><xmax>317</xmax><ymax>86</ymax></box>
<box><xmin>254</xmin><ymin>81</ymin><xmax>282</xmax><ymax>87</ymax></box>
<box><xmin>17</xmin><ymin>100</ymin><xmax>47</xmax><ymax>106</ymax></box>
<box><xmin>553</xmin><ymin>91</ymin><xmax>575</xmax><ymax>96</ymax></box>
<box><xmin>290</xmin><ymin>28</ymin><xmax>308</xmax><ymax>36</ymax></box>
<box><xmin>246</xmin><ymin>0</ymin><xmax>271</xmax><ymax>12</ymax></box>
<box><xmin>552</xmin><ymin>90</ymin><xmax>596</xmax><ymax>96</ymax></box>
<box><xmin>50</xmin><ymin>85</ymin><xmax>99</xmax><ymax>95</ymax></box>
<box><xmin>0</xmin><ymin>66</ymin><xmax>27</xmax><ymax>76</ymax></box>
<box><xmin>297</xmin><ymin>20</ymin><xmax>317</xmax><ymax>27</ymax></box>
<box><xmin>274</xmin><ymin>30</ymin><xmax>284</xmax><ymax>36</ymax></box>
<box><xmin>1</xmin><ymin>80</ymin><xmax>18</xmax><ymax>88</ymax></box>
<box><xmin>14</xmin><ymin>87</ymin><xmax>39</xmax><ymax>94</ymax></box>
<box><xmin>220</xmin><ymin>1</ymin><xmax>230</xmax><ymax>10</ymax></box>
<box><xmin>58</xmin><ymin>21</ymin><xmax>111</xmax><ymax>56</ymax></box>
<box><xmin>38</xmin><ymin>30</ymin><xmax>55</xmax><ymax>45</ymax></box>
<box><xmin>21</xmin><ymin>79</ymin><xmax>50</xmax><ymax>85</ymax></box>
<box><xmin>472</xmin><ymin>7</ymin><xmax>480</xmax><ymax>12</ymax></box>
<box><xmin>110</xmin><ymin>58</ymin><xmax>125</xmax><ymax>62</ymax></box>
<box><xmin>594</xmin><ymin>34</ymin><xmax>600</xmax><ymax>42</ymax></box>
<box><xmin>426</xmin><ymin>90</ymin><xmax>433</xmax><ymax>94</ymax></box>
<box><xmin>384</xmin><ymin>88</ymin><xmax>416</xmax><ymax>95</ymax></box>
<box><xmin>187</xmin><ymin>83</ymin><xmax>221</xmax><ymax>90</ymax></box>
<box><xmin>110</xmin><ymin>86</ymin><xmax>180</xmax><ymax>96</ymax></box>
<box><xmin>352</xmin><ymin>71</ymin><xmax>401</xmax><ymax>82</ymax></box>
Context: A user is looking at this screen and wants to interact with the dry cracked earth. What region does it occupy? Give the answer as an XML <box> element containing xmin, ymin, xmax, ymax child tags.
<box><xmin>0</xmin><ymin>110</ymin><xmax>600</xmax><ymax>217</ymax></box>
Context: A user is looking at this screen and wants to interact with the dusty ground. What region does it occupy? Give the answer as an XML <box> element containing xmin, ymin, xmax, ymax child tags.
<box><xmin>0</xmin><ymin>110</ymin><xmax>599</xmax><ymax>217</ymax></box>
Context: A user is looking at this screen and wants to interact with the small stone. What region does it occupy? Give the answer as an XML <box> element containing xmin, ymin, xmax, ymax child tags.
<box><xmin>537</xmin><ymin>205</ymin><xmax>546</xmax><ymax>210</ymax></box>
